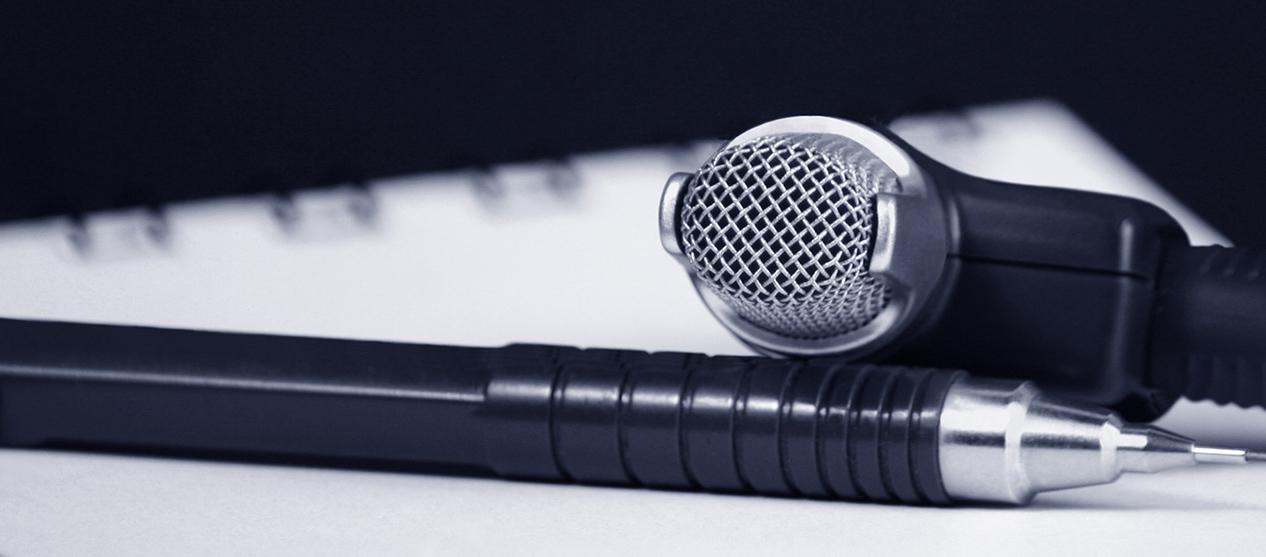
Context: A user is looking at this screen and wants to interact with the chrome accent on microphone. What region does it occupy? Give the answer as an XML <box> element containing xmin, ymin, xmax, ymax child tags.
<box><xmin>659</xmin><ymin>116</ymin><xmax>949</xmax><ymax>358</ymax></box>
<box><xmin>659</xmin><ymin>172</ymin><xmax>691</xmax><ymax>258</ymax></box>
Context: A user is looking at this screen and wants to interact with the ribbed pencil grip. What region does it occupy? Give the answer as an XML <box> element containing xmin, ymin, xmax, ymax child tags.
<box><xmin>482</xmin><ymin>345</ymin><xmax>962</xmax><ymax>505</ymax></box>
<box><xmin>1152</xmin><ymin>246</ymin><xmax>1266</xmax><ymax>408</ymax></box>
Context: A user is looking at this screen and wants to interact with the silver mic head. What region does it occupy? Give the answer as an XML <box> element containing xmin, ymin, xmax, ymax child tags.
<box><xmin>661</xmin><ymin>116</ymin><xmax>950</xmax><ymax>358</ymax></box>
<box><xmin>679</xmin><ymin>133</ymin><xmax>899</xmax><ymax>339</ymax></box>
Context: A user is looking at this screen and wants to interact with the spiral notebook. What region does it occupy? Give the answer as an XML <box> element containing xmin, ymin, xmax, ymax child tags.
<box><xmin>2</xmin><ymin>99</ymin><xmax>1264</xmax><ymax>556</ymax></box>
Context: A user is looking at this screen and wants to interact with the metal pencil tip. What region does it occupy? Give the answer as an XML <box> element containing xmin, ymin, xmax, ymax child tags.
<box><xmin>1192</xmin><ymin>445</ymin><xmax>1264</xmax><ymax>465</ymax></box>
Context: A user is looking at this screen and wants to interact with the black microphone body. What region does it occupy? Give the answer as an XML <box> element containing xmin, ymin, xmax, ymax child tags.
<box><xmin>881</xmin><ymin>137</ymin><xmax>1192</xmax><ymax>420</ymax></box>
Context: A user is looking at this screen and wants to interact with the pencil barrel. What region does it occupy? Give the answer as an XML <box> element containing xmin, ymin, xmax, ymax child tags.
<box><xmin>0</xmin><ymin>318</ymin><xmax>490</xmax><ymax>466</ymax></box>
<box><xmin>0</xmin><ymin>317</ymin><xmax>961</xmax><ymax>504</ymax></box>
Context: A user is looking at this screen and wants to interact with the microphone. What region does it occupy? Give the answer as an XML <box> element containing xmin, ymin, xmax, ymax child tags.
<box><xmin>659</xmin><ymin>116</ymin><xmax>1266</xmax><ymax>420</ymax></box>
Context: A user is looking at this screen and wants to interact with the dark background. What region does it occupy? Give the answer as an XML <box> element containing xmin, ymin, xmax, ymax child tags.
<box><xmin>3</xmin><ymin>1</ymin><xmax>1264</xmax><ymax>243</ymax></box>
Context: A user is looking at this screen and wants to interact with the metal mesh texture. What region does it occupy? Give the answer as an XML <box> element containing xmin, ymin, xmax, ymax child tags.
<box><xmin>678</xmin><ymin>133</ymin><xmax>900</xmax><ymax>339</ymax></box>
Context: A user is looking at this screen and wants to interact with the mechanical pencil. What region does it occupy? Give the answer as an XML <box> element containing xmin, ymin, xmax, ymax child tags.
<box><xmin>0</xmin><ymin>317</ymin><xmax>1257</xmax><ymax>505</ymax></box>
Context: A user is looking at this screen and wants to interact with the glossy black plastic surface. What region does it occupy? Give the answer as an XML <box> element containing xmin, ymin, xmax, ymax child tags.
<box><xmin>0</xmin><ymin>317</ymin><xmax>960</xmax><ymax>504</ymax></box>
<box><xmin>483</xmin><ymin>345</ymin><xmax>959</xmax><ymax>504</ymax></box>
<box><xmin>0</xmin><ymin>318</ymin><xmax>490</xmax><ymax>465</ymax></box>
<box><xmin>876</xmin><ymin>140</ymin><xmax>1192</xmax><ymax>420</ymax></box>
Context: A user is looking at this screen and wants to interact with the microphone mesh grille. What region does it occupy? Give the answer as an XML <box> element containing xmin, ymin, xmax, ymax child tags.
<box><xmin>678</xmin><ymin>133</ymin><xmax>899</xmax><ymax>339</ymax></box>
